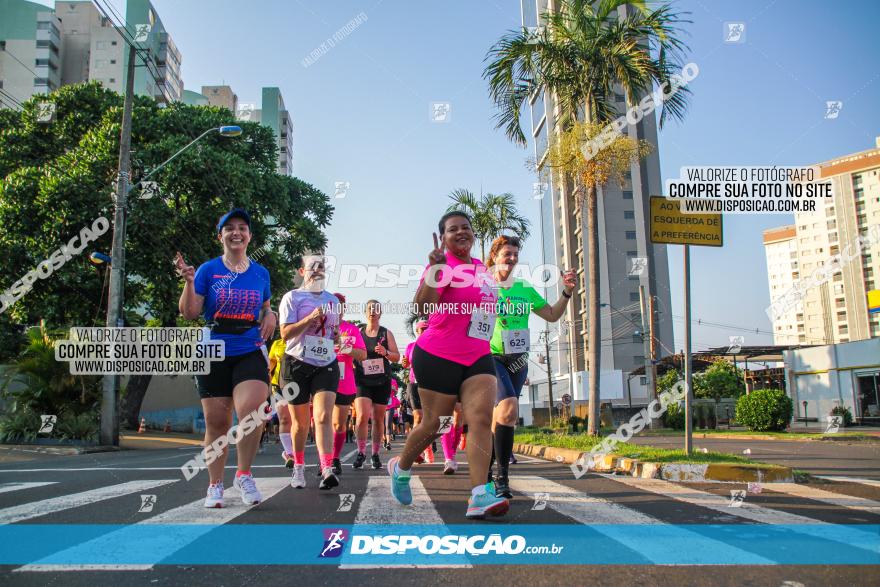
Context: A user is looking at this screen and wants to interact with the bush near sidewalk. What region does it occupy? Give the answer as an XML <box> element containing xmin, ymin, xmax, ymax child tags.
<box><xmin>735</xmin><ymin>389</ymin><xmax>793</xmax><ymax>432</ymax></box>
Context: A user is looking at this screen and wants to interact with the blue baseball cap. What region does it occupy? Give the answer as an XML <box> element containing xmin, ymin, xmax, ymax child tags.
<box><xmin>216</xmin><ymin>208</ymin><xmax>251</xmax><ymax>233</ymax></box>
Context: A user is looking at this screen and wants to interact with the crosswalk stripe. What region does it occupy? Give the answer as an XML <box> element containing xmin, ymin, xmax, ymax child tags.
<box><xmin>603</xmin><ymin>475</ymin><xmax>880</xmax><ymax>554</ymax></box>
<box><xmin>510</xmin><ymin>475</ymin><xmax>775</xmax><ymax>564</ymax></box>
<box><xmin>15</xmin><ymin>476</ymin><xmax>291</xmax><ymax>572</ymax></box>
<box><xmin>603</xmin><ymin>475</ymin><xmax>818</xmax><ymax>525</ymax></box>
<box><xmin>815</xmin><ymin>476</ymin><xmax>880</xmax><ymax>488</ymax></box>
<box><xmin>352</xmin><ymin>476</ymin><xmax>447</xmax><ymax>525</ymax></box>
<box><xmin>766</xmin><ymin>483</ymin><xmax>880</xmax><ymax>515</ymax></box>
<box><xmin>0</xmin><ymin>482</ymin><xmax>57</xmax><ymax>494</ymax></box>
<box><xmin>340</xmin><ymin>476</ymin><xmax>472</xmax><ymax>568</ymax></box>
<box><xmin>0</xmin><ymin>480</ymin><xmax>178</xmax><ymax>525</ymax></box>
<box><xmin>510</xmin><ymin>475</ymin><xmax>659</xmax><ymax>524</ymax></box>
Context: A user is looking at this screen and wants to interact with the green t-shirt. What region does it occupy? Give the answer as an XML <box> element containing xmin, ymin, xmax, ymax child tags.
<box><xmin>490</xmin><ymin>279</ymin><xmax>548</xmax><ymax>355</ymax></box>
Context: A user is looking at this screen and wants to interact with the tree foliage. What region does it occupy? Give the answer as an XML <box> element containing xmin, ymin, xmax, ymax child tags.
<box><xmin>0</xmin><ymin>83</ymin><xmax>332</xmax><ymax>426</ymax></box>
<box><xmin>0</xmin><ymin>82</ymin><xmax>331</xmax><ymax>343</ymax></box>
<box><xmin>445</xmin><ymin>189</ymin><xmax>531</xmax><ymax>260</ymax></box>
<box><xmin>693</xmin><ymin>360</ymin><xmax>745</xmax><ymax>401</ymax></box>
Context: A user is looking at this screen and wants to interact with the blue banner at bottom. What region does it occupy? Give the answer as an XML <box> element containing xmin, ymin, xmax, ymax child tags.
<box><xmin>1</xmin><ymin>524</ymin><xmax>878</xmax><ymax>566</ymax></box>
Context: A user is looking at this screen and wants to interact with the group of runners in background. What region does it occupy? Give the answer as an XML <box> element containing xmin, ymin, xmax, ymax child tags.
<box><xmin>174</xmin><ymin>207</ymin><xmax>576</xmax><ymax>518</ymax></box>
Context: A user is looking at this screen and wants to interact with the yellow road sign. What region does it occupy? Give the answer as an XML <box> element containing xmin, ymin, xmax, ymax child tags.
<box><xmin>650</xmin><ymin>196</ymin><xmax>723</xmax><ymax>247</ymax></box>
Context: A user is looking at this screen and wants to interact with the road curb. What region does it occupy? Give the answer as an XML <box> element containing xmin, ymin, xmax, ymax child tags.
<box><xmin>513</xmin><ymin>442</ymin><xmax>795</xmax><ymax>482</ymax></box>
<box><xmin>638</xmin><ymin>432</ymin><xmax>880</xmax><ymax>443</ymax></box>
<box><xmin>0</xmin><ymin>444</ymin><xmax>124</xmax><ymax>455</ymax></box>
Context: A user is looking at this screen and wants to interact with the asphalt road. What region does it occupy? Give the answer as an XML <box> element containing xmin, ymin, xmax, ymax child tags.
<box><xmin>0</xmin><ymin>438</ymin><xmax>877</xmax><ymax>586</ymax></box>
<box><xmin>630</xmin><ymin>435</ymin><xmax>880</xmax><ymax>479</ymax></box>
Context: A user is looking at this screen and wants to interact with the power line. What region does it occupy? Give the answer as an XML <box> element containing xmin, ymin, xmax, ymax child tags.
<box><xmin>1</xmin><ymin>46</ymin><xmax>40</xmax><ymax>79</ymax></box>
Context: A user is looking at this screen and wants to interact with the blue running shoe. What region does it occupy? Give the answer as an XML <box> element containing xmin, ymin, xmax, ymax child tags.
<box><xmin>466</xmin><ymin>483</ymin><xmax>509</xmax><ymax>519</ymax></box>
<box><xmin>387</xmin><ymin>456</ymin><xmax>412</xmax><ymax>505</ymax></box>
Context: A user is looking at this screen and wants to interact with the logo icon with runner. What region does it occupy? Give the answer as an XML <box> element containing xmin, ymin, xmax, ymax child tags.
<box><xmin>825</xmin><ymin>415</ymin><xmax>842</xmax><ymax>434</ymax></box>
<box><xmin>139</xmin><ymin>494</ymin><xmax>156</xmax><ymax>512</ymax></box>
<box><xmin>532</xmin><ymin>492</ymin><xmax>549</xmax><ymax>511</ymax></box>
<box><xmin>39</xmin><ymin>414</ymin><xmax>56</xmax><ymax>434</ymax></box>
<box><xmin>824</xmin><ymin>101</ymin><xmax>843</xmax><ymax>119</ymax></box>
<box><xmin>728</xmin><ymin>490</ymin><xmax>746</xmax><ymax>507</ymax></box>
<box><xmin>337</xmin><ymin>494</ymin><xmax>356</xmax><ymax>512</ymax></box>
<box><xmin>437</xmin><ymin>415</ymin><xmax>454</xmax><ymax>435</ymax></box>
<box><xmin>319</xmin><ymin>528</ymin><xmax>348</xmax><ymax>558</ymax></box>
<box><xmin>727</xmin><ymin>335</ymin><xmax>744</xmax><ymax>354</ymax></box>
<box><xmin>723</xmin><ymin>22</ymin><xmax>745</xmax><ymax>43</ymax></box>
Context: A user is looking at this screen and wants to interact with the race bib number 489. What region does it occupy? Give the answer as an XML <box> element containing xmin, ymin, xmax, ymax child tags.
<box><xmin>304</xmin><ymin>335</ymin><xmax>334</xmax><ymax>362</ymax></box>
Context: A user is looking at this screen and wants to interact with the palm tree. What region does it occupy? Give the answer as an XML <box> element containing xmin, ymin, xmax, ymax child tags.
<box><xmin>446</xmin><ymin>189</ymin><xmax>531</xmax><ymax>260</ymax></box>
<box><xmin>484</xmin><ymin>0</ymin><xmax>691</xmax><ymax>435</ymax></box>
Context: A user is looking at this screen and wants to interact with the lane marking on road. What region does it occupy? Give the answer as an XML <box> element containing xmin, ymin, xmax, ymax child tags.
<box><xmin>0</xmin><ymin>465</ymin><xmax>322</xmax><ymax>473</ymax></box>
<box><xmin>15</xmin><ymin>477</ymin><xmax>290</xmax><ymax>572</ymax></box>
<box><xmin>815</xmin><ymin>476</ymin><xmax>880</xmax><ymax>488</ymax></box>
<box><xmin>341</xmin><ymin>449</ymin><xmax>357</xmax><ymax>463</ymax></box>
<box><xmin>0</xmin><ymin>480</ymin><xmax>178</xmax><ymax>525</ymax></box>
<box><xmin>339</xmin><ymin>476</ymin><xmax>472</xmax><ymax>568</ymax></box>
<box><xmin>602</xmin><ymin>475</ymin><xmax>880</xmax><ymax>553</ymax></box>
<box><xmin>0</xmin><ymin>482</ymin><xmax>57</xmax><ymax>494</ymax></box>
<box><xmin>766</xmin><ymin>483</ymin><xmax>880</xmax><ymax>515</ymax></box>
<box><xmin>510</xmin><ymin>475</ymin><xmax>774</xmax><ymax>564</ymax></box>
<box><xmin>16</xmin><ymin>564</ymin><xmax>154</xmax><ymax>571</ymax></box>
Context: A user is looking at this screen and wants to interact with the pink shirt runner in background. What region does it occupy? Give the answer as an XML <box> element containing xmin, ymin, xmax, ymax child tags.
<box><xmin>404</xmin><ymin>342</ymin><xmax>417</xmax><ymax>383</ymax></box>
<box><xmin>415</xmin><ymin>251</ymin><xmax>497</xmax><ymax>366</ymax></box>
<box><xmin>336</xmin><ymin>320</ymin><xmax>366</xmax><ymax>396</ymax></box>
<box><xmin>388</xmin><ymin>379</ymin><xmax>401</xmax><ymax>409</ymax></box>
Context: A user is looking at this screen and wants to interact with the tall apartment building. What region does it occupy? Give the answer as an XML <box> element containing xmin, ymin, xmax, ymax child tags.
<box><xmin>183</xmin><ymin>84</ymin><xmax>293</xmax><ymax>175</ymax></box>
<box><xmin>255</xmin><ymin>87</ymin><xmax>293</xmax><ymax>176</ymax></box>
<box><xmin>521</xmin><ymin>0</ymin><xmax>674</xmax><ymax>409</ymax></box>
<box><xmin>0</xmin><ymin>0</ymin><xmax>63</xmax><ymax>106</ymax></box>
<box><xmin>763</xmin><ymin>225</ymin><xmax>800</xmax><ymax>344</ymax></box>
<box><xmin>201</xmin><ymin>84</ymin><xmax>237</xmax><ymax>112</ymax></box>
<box><xmin>765</xmin><ymin>137</ymin><xmax>880</xmax><ymax>345</ymax></box>
<box><xmin>0</xmin><ymin>0</ymin><xmax>182</xmax><ymax>106</ymax></box>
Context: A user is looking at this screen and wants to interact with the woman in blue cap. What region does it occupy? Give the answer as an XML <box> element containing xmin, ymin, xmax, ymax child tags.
<box><xmin>176</xmin><ymin>208</ymin><xmax>277</xmax><ymax>508</ymax></box>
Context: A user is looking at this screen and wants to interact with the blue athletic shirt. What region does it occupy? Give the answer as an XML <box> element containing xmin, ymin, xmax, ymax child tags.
<box><xmin>193</xmin><ymin>256</ymin><xmax>271</xmax><ymax>357</ymax></box>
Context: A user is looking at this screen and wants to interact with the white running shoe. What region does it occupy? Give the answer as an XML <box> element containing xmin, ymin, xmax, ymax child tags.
<box><xmin>443</xmin><ymin>459</ymin><xmax>458</xmax><ymax>475</ymax></box>
<box><xmin>291</xmin><ymin>464</ymin><xmax>306</xmax><ymax>489</ymax></box>
<box><xmin>319</xmin><ymin>467</ymin><xmax>339</xmax><ymax>490</ymax></box>
<box><xmin>204</xmin><ymin>482</ymin><xmax>224</xmax><ymax>508</ymax></box>
<box><xmin>233</xmin><ymin>473</ymin><xmax>262</xmax><ymax>505</ymax></box>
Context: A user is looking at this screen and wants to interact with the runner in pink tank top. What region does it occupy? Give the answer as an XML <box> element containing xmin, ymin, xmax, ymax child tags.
<box><xmin>386</xmin><ymin>211</ymin><xmax>509</xmax><ymax>519</ymax></box>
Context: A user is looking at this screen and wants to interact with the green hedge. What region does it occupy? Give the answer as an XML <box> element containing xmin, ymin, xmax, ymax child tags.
<box><xmin>735</xmin><ymin>389</ymin><xmax>792</xmax><ymax>431</ymax></box>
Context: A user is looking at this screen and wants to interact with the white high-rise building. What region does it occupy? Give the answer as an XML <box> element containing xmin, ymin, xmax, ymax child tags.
<box><xmin>765</xmin><ymin>137</ymin><xmax>880</xmax><ymax>345</ymax></box>
<box><xmin>763</xmin><ymin>225</ymin><xmax>800</xmax><ymax>345</ymax></box>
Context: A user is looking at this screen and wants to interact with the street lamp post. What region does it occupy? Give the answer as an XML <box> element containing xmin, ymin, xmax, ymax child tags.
<box><xmin>99</xmin><ymin>118</ymin><xmax>242</xmax><ymax>446</ymax></box>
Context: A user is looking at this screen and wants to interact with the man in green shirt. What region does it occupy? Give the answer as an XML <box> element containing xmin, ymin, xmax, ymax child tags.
<box><xmin>487</xmin><ymin>235</ymin><xmax>577</xmax><ymax>498</ymax></box>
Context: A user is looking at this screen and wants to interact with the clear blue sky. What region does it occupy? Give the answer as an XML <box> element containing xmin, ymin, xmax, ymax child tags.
<box><xmin>46</xmin><ymin>0</ymin><xmax>880</xmax><ymax>350</ymax></box>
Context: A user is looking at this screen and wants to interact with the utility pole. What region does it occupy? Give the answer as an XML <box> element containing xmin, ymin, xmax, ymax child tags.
<box><xmin>101</xmin><ymin>44</ymin><xmax>136</xmax><ymax>446</ymax></box>
<box><xmin>683</xmin><ymin>245</ymin><xmax>694</xmax><ymax>455</ymax></box>
<box><xmin>639</xmin><ymin>285</ymin><xmax>659</xmax><ymax>427</ymax></box>
<box><xmin>543</xmin><ymin>329</ymin><xmax>555</xmax><ymax>426</ymax></box>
